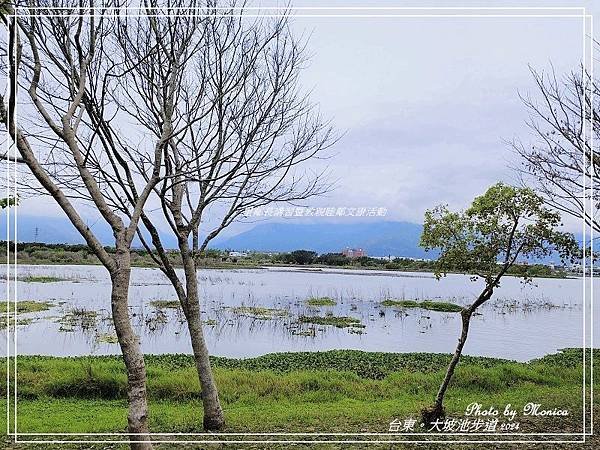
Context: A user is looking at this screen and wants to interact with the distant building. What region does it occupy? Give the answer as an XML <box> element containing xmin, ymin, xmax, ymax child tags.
<box><xmin>342</xmin><ymin>247</ymin><xmax>366</xmax><ymax>258</ymax></box>
<box><xmin>228</xmin><ymin>251</ymin><xmax>248</xmax><ymax>258</ymax></box>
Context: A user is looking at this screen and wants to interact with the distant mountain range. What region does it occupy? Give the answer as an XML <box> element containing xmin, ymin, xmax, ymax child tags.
<box><xmin>1</xmin><ymin>214</ymin><xmax>580</xmax><ymax>261</ymax></box>
<box><xmin>0</xmin><ymin>214</ymin><xmax>179</xmax><ymax>248</ymax></box>
<box><xmin>1</xmin><ymin>214</ymin><xmax>114</xmax><ymax>245</ymax></box>
<box><xmin>1</xmin><ymin>214</ymin><xmax>432</xmax><ymax>258</ymax></box>
<box><xmin>212</xmin><ymin>221</ymin><xmax>431</xmax><ymax>258</ymax></box>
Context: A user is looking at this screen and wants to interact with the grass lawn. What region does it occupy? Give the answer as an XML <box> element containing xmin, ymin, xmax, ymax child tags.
<box><xmin>0</xmin><ymin>349</ymin><xmax>597</xmax><ymax>448</ymax></box>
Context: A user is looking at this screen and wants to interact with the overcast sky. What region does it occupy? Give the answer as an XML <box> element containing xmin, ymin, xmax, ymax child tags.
<box><xmin>11</xmin><ymin>1</ymin><xmax>598</xmax><ymax>236</ymax></box>
<box><xmin>286</xmin><ymin>3</ymin><xmax>588</xmax><ymax>231</ymax></box>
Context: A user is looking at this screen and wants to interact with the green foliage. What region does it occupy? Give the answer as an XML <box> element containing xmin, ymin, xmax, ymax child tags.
<box><xmin>506</xmin><ymin>263</ymin><xmax>566</xmax><ymax>278</ymax></box>
<box><xmin>316</xmin><ymin>252</ymin><xmax>350</xmax><ymax>266</ymax></box>
<box><xmin>420</xmin><ymin>183</ymin><xmax>580</xmax><ymax>284</ymax></box>
<box><xmin>384</xmin><ymin>258</ymin><xmax>435</xmax><ymax>271</ymax></box>
<box><xmin>290</xmin><ymin>250</ymin><xmax>318</xmax><ymax>265</ymax></box>
<box><xmin>197</xmin><ymin>248</ymin><xmax>224</xmax><ymax>259</ymax></box>
<box><xmin>273</xmin><ymin>250</ymin><xmax>319</xmax><ymax>265</ymax></box>
<box><xmin>0</xmin><ymin>196</ymin><xmax>17</xmax><ymax>209</ymax></box>
<box><xmin>380</xmin><ymin>299</ymin><xmax>462</xmax><ymax>312</ymax></box>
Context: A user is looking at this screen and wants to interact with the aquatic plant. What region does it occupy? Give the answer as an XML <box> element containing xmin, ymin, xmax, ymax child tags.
<box><xmin>299</xmin><ymin>315</ymin><xmax>365</xmax><ymax>329</ymax></box>
<box><xmin>229</xmin><ymin>306</ymin><xmax>288</xmax><ymax>320</ymax></box>
<box><xmin>290</xmin><ymin>328</ymin><xmax>316</xmax><ymax>337</ymax></box>
<box><xmin>0</xmin><ymin>300</ymin><xmax>54</xmax><ymax>314</ymax></box>
<box><xmin>381</xmin><ymin>299</ymin><xmax>462</xmax><ymax>312</ymax></box>
<box><xmin>57</xmin><ymin>308</ymin><xmax>98</xmax><ymax>332</ymax></box>
<box><xmin>96</xmin><ymin>333</ymin><xmax>119</xmax><ymax>344</ymax></box>
<box><xmin>0</xmin><ymin>316</ymin><xmax>39</xmax><ymax>329</ymax></box>
<box><xmin>305</xmin><ymin>297</ymin><xmax>337</xmax><ymax>307</ymax></box>
<box><xmin>149</xmin><ymin>300</ymin><xmax>181</xmax><ymax>309</ymax></box>
<box><xmin>20</xmin><ymin>276</ymin><xmax>68</xmax><ymax>283</ymax></box>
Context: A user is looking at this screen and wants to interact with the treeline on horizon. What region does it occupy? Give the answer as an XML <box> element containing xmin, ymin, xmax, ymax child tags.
<box><xmin>0</xmin><ymin>241</ymin><xmax>568</xmax><ymax>279</ymax></box>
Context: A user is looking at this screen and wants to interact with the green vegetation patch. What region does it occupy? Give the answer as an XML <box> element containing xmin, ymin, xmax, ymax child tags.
<box><xmin>229</xmin><ymin>306</ymin><xmax>288</xmax><ymax>320</ymax></box>
<box><xmin>381</xmin><ymin>299</ymin><xmax>419</xmax><ymax>308</ymax></box>
<box><xmin>299</xmin><ymin>315</ymin><xmax>365</xmax><ymax>329</ymax></box>
<box><xmin>5</xmin><ymin>348</ymin><xmax>596</xmax><ymax>435</ymax></box>
<box><xmin>305</xmin><ymin>297</ymin><xmax>337</xmax><ymax>307</ymax></box>
<box><xmin>381</xmin><ymin>299</ymin><xmax>463</xmax><ymax>312</ymax></box>
<box><xmin>532</xmin><ymin>347</ymin><xmax>594</xmax><ymax>368</ymax></box>
<box><xmin>0</xmin><ymin>300</ymin><xmax>53</xmax><ymax>314</ymax></box>
<box><xmin>20</xmin><ymin>276</ymin><xmax>68</xmax><ymax>283</ymax></box>
<box><xmin>0</xmin><ymin>316</ymin><xmax>38</xmax><ymax>330</ymax></box>
<box><xmin>96</xmin><ymin>333</ymin><xmax>119</xmax><ymax>344</ymax></box>
<box><xmin>57</xmin><ymin>308</ymin><xmax>98</xmax><ymax>332</ymax></box>
<box><xmin>150</xmin><ymin>300</ymin><xmax>181</xmax><ymax>309</ymax></box>
<box><xmin>5</xmin><ymin>348</ymin><xmax>595</xmax><ymax>401</ymax></box>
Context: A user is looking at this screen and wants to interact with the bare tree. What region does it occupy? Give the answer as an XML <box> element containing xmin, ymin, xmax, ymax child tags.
<box><xmin>2</xmin><ymin>0</ymin><xmax>334</xmax><ymax>436</ymax></box>
<box><xmin>511</xmin><ymin>66</ymin><xmax>599</xmax><ymax>233</ymax></box>
<box><xmin>0</xmin><ymin>2</ymin><xmax>191</xmax><ymax>447</ymax></box>
<box><xmin>114</xmin><ymin>3</ymin><xmax>335</xmax><ymax>430</ymax></box>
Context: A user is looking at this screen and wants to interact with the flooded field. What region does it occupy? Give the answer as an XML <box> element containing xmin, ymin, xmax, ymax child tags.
<box><xmin>1</xmin><ymin>264</ymin><xmax>594</xmax><ymax>361</ymax></box>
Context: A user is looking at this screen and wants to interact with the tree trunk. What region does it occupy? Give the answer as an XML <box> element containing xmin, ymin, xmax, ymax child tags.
<box><xmin>436</xmin><ymin>308</ymin><xmax>471</xmax><ymax>408</ymax></box>
<box><xmin>179</xmin><ymin>240</ymin><xmax>225</xmax><ymax>430</ymax></box>
<box><xmin>422</xmin><ymin>308</ymin><xmax>472</xmax><ymax>425</ymax></box>
<box><xmin>422</xmin><ymin>286</ymin><xmax>496</xmax><ymax>425</ymax></box>
<box><xmin>110</xmin><ymin>248</ymin><xmax>153</xmax><ymax>449</ymax></box>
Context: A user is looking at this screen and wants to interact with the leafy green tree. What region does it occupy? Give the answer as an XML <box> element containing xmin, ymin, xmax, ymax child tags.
<box><xmin>317</xmin><ymin>252</ymin><xmax>349</xmax><ymax>266</ymax></box>
<box><xmin>290</xmin><ymin>250</ymin><xmax>318</xmax><ymax>265</ymax></box>
<box><xmin>419</xmin><ymin>183</ymin><xmax>579</xmax><ymax>424</ymax></box>
<box><xmin>0</xmin><ymin>195</ymin><xmax>17</xmax><ymax>209</ymax></box>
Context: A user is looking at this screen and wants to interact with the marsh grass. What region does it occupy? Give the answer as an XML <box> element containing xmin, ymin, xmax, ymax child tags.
<box><xmin>0</xmin><ymin>300</ymin><xmax>53</xmax><ymax>314</ymax></box>
<box><xmin>2</xmin><ymin>348</ymin><xmax>596</xmax><ymax>435</ymax></box>
<box><xmin>229</xmin><ymin>306</ymin><xmax>288</xmax><ymax>320</ymax></box>
<box><xmin>19</xmin><ymin>276</ymin><xmax>68</xmax><ymax>283</ymax></box>
<box><xmin>299</xmin><ymin>315</ymin><xmax>365</xmax><ymax>329</ymax></box>
<box><xmin>95</xmin><ymin>333</ymin><xmax>119</xmax><ymax>344</ymax></box>
<box><xmin>0</xmin><ymin>316</ymin><xmax>39</xmax><ymax>330</ymax></box>
<box><xmin>305</xmin><ymin>297</ymin><xmax>337</xmax><ymax>307</ymax></box>
<box><xmin>381</xmin><ymin>299</ymin><xmax>463</xmax><ymax>312</ymax></box>
<box><xmin>56</xmin><ymin>307</ymin><xmax>98</xmax><ymax>332</ymax></box>
<box><xmin>149</xmin><ymin>300</ymin><xmax>181</xmax><ymax>309</ymax></box>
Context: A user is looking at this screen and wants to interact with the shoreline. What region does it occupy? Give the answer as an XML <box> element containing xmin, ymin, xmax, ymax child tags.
<box><xmin>4</xmin><ymin>260</ymin><xmax>579</xmax><ymax>281</ymax></box>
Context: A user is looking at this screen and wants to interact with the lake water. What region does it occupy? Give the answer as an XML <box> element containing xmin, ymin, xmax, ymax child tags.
<box><xmin>1</xmin><ymin>264</ymin><xmax>595</xmax><ymax>361</ymax></box>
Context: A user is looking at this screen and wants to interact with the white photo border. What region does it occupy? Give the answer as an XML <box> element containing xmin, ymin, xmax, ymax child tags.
<box><xmin>3</xmin><ymin>4</ymin><xmax>595</xmax><ymax>445</ymax></box>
